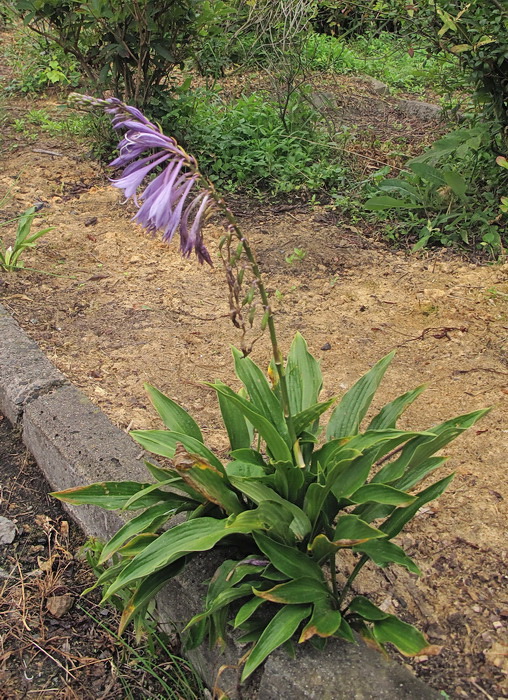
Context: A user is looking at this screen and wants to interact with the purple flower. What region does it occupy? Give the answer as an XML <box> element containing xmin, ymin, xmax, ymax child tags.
<box><xmin>70</xmin><ymin>94</ymin><xmax>213</xmax><ymax>265</ymax></box>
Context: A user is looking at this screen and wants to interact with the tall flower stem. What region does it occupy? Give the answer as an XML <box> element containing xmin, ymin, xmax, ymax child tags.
<box><xmin>213</xmin><ymin>195</ymin><xmax>304</xmax><ymax>468</ymax></box>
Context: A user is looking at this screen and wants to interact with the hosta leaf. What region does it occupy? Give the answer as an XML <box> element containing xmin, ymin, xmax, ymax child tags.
<box><xmin>104</xmin><ymin>513</ymin><xmax>270</xmax><ymax>600</ymax></box>
<box><xmin>326</xmin><ymin>352</ymin><xmax>395</xmax><ymax>440</ymax></box>
<box><xmin>130</xmin><ymin>429</ymin><xmax>225</xmax><ymax>473</ymax></box>
<box><xmin>254</xmin><ymin>577</ymin><xmax>330</xmax><ymax>605</ymax></box>
<box><xmin>353</xmin><ymin>539</ymin><xmax>420</xmax><ymax>574</ymax></box>
<box><xmin>232</xmin><ymin>348</ymin><xmax>290</xmax><ymax>447</ymax></box>
<box><xmin>234</xmin><ymin>596</ymin><xmax>266</xmax><ymax>629</ymax></box>
<box><xmin>99</xmin><ymin>501</ymin><xmax>184</xmax><ymax>564</ymax></box>
<box><xmin>217</xmin><ymin>389</ymin><xmax>253</xmax><ymax>450</ymax></box>
<box><xmin>254</xmin><ymin>532</ymin><xmax>324</xmax><ymax>581</ymax></box>
<box><xmin>372</xmin><ymin>616</ymin><xmax>429</xmax><ymax>655</ymax></box>
<box><xmin>226</xmin><ymin>460</ymin><xmax>267</xmax><ymax>479</ymax></box>
<box><xmin>394</xmin><ymin>456</ymin><xmax>447</xmax><ymax>491</ymax></box>
<box><xmin>144</xmin><ymin>384</ymin><xmax>203</xmax><ymax>442</ymax></box>
<box><xmin>117</xmin><ymin>533</ymin><xmax>159</xmax><ymax>557</ymax></box>
<box><xmin>349</xmin><ymin>484</ymin><xmax>416</xmax><ymax>506</ymax></box>
<box><xmin>143</xmin><ymin>461</ymin><xmax>204</xmax><ymax>501</ymax></box>
<box><xmin>209</xmin><ymin>382</ymin><xmax>293</xmax><ymax>463</ymax></box>
<box><xmin>348</xmin><ymin>596</ymin><xmax>390</xmax><ymax>621</ymax></box>
<box><xmin>328</xmin><ymin>450</ymin><xmax>377</xmax><ymax>500</ymax></box>
<box><xmin>172</xmin><ymin>452</ymin><xmax>242</xmax><ymax>514</ymax></box>
<box><xmin>241</xmin><ymin>604</ymin><xmax>311</xmax><ymax>681</ymax></box>
<box><xmin>333</xmin><ymin>515</ymin><xmax>385</xmax><ymax>546</ymax></box>
<box><xmin>308</xmin><ymin>534</ymin><xmax>338</xmax><ymax>563</ymax></box>
<box><xmin>272</xmin><ymin>461</ymin><xmax>304</xmax><ymax>502</ymax></box>
<box><xmin>185</xmin><ymin>583</ymin><xmax>254</xmax><ymax>629</ymax></box>
<box><xmin>229</xmin><ymin>477</ymin><xmax>311</xmax><ymax>539</ymax></box>
<box><xmin>285</xmin><ymin>332</ymin><xmax>323</xmax><ymax>414</ymax></box>
<box><xmin>381</xmin><ymin>474</ymin><xmax>454</xmax><ymax>538</ymax></box>
<box><xmin>299</xmin><ymin>602</ymin><xmax>341</xmax><ymax>642</ymax></box>
<box><xmin>51</xmin><ymin>481</ymin><xmax>170</xmax><ymax>510</ymax></box>
<box><xmin>367</xmin><ymin>386</ymin><xmax>426</xmax><ymax>430</ymax></box>
<box><xmin>230</xmin><ymin>448</ymin><xmax>267</xmax><ymax>466</ymax></box>
<box><xmin>293</xmin><ymin>398</ymin><xmax>335</xmax><ymax>437</ymax></box>
<box><xmin>335</xmin><ymin>617</ymin><xmax>356</xmax><ymax>643</ymax></box>
<box><xmin>118</xmin><ymin>560</ymin><xmax>185</xmax><ymax>634</ymax></box>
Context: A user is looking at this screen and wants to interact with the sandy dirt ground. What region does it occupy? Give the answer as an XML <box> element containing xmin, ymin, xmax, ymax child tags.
<box><xmin>0</xmin><ymin>59</ymin><xmax>507</xmax><ymax>698</ymax></box>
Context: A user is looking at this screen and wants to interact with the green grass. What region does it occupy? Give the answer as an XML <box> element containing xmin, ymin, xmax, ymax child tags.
<box><xmin>303</xmin><ymin>32</ymin><xmax>464</xmax><ymax>96</ymax></box>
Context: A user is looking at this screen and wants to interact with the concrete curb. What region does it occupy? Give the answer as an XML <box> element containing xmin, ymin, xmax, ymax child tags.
<box><xmin>0</xmin><ymin>303</ymin><xmax>440</xmax><ymax>699</ymax></box>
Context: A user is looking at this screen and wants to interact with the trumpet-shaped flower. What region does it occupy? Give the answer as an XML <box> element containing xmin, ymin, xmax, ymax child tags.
<box><xmin>70</xmin><ymin>94</ymin><xmax>213</xmax><ymax>265</ymax></box>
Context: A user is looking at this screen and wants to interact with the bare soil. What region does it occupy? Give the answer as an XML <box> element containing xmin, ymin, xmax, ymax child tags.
<box><xmin>0</xmin><ymin>47</ymin><xmax>507</xmax><ymax>699</ymax></box>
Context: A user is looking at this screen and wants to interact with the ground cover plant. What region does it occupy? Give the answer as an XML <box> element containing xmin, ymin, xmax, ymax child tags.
<box><xmin>50</xmin><ymin>96</ymin><xmax>490</xmax><ymax>686</ymax></box>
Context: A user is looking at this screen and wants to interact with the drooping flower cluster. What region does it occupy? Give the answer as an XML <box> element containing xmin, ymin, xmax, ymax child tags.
<box><xmin>70</xmin><ymin>94</ymin><xmax>213</xmax><ymax>265</ymax></box>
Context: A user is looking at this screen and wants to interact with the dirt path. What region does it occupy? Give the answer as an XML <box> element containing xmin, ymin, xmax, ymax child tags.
<box><xmin>0</xmin><ymin>79</ymin><xmax>507</xmax><ymax>698</ymax></box>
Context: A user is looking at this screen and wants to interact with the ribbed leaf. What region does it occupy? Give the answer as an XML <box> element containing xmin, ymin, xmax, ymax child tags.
<box><xmin>285</xmin><ymin>332</ymin><xmax>323</xmax><ymax>414</ymax></box>
<box><xmin>229</xmin><ymin>477</ymin><xmax>311</xmax><ymax>539</ymax></box>
<box><xmin>51</xmin><ymin>481</ymin><xmax>169</xmax><ymax>510</ymax></box>
<box><xmin>353</xmin><ymin>539</ymin><xmax>420</xmax><ymax>574</ymax></box>
<box><xmin>299</xmin><ymin>602</ymin><xmax>342</xmax><ymax>642</ymax></box>
<box><xmin>117</xmin><ymin>533</ymin><xmax>159</xmax><ymax>557</ymax></box>
<box><xmin>326</xmin><ymin>352</ymin><xmax>395</xmax><ymax>439</ymax></box>
<box><xmin>217</xmin><ymin>386</ymin><xmax>253</xmax><ymax>450</ymax></box>
<box><xmin>226</xmin><ymin>461</ymin><xmax>267</xmax><ymax>479</ymax></box>
<box><xmin>372</xmin><ymin>616</ymin><xmax>428</xmax><ymax>655</ymax></box>
<box><xmin>254</xmin><ymin>532</ymin><xmax>324</xmax><ymax>581</ymax></box>
<box><xmin>367</xmin><ymin>386</ymin><xmax>426</xmax><ymax>430</ymax></box>
<box><xmin>333</xmin><ymin>515</ymin><xmax>385</xmax><ymax>545</ymax></box>
<box><xmin>173</xmin><ymin>454</ymin><xmax>242</xmax><ymax>514</ymax></box>
<box><xmin>381</xmin><ymin>474</ymin><xmax>454</xmax><ymax>538</ymax></box>
<box><xmin>232</xmin><ymin>348</ymin><xmax>290</xmax><ymax>447</ymax></box>
<box><xmin>234</xmin><ymin>596</ymin><xmax>266</xmax><ymax>629</ymax></box>
<box><xmin>241</xmin><ymin>604</ymin><xmax>311</xmax><ymax>681</ymax></box>
<box><xmin>254</xmin><ymin>577</ymin><xmax>330</xmax><ymax>604</ymax></box>
<box><xmin>145</xmin><ymin>384</ymin><xmax>203</xmax><ymax>442</ymax></box>
<box><xmin>349</xmin><ymin>484</ymin><xmax>416</xmax><ymax>506</ymax></box>
<box><xmin>130</xmin><ymin>430</ymin><xmax>225</xmax><ymax>473</ymax></box>
<box><xmin>293</xmin><ymin>398</ymin><xmax>336</xmax><ymax>436</ymax></box>
<box><xmin>348</xmin><ymin>596</ymin><xmax>389</xmax><ymax>621</ymax></box>
<box><xmin>209</xmin><ymin>383</ymin><xmax>293</xmax><ymax>463</ymax></box>
<box><xmin>99</xmin><ymin>501</ymin><xmax>183</xmax><ymax>564</ymax></box>
<box><xmin>118</xmin><ymin>560</ymin><xmax>185</xmax><ymax>633</ymax></box>
<box><xmin>185</xmin><ymin>583</ymin><xmax>254</xmax><ymax>629</ymax></box>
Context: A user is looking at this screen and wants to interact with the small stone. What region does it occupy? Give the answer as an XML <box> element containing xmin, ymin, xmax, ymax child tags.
<box><xmin>84</xmin><ymin>217</ymin><xmax>98</xmax><ymax>227</ymax></box>
<box><xmin>46</xmin><ymin>594</ymin><xmax>74</xmax><ymax>618</ymax></box>
<box><xmin>321</xmin><ymin>342</ymin><xmax>331</xmax><ymax>351</ymax></box>
<box><xmin>0</xmin><ymin>516</ymin><xmax>17</xmax><ymax>544</ymax></box>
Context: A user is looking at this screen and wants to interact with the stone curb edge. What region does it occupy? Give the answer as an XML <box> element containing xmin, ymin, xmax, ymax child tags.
<box><xmin>0</xmin><ymin>303</ymin><xmax>440</xmax><ymax>699</ymax></box>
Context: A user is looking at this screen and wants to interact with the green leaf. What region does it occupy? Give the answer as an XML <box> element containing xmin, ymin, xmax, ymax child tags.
<box><xmin>217</xmin><ymin>388</ymin><xmax>252</xmax><ymax>450</ymax></box>
<box><xmin>230</xmin><ymin>448</ymin><xmax>267</xmax><ymax>465</ymax></box>
<box><xmin>381</xmin><ymin>474</ymin><xmax>454</xmax><ymax>538</ymax></box>
<box><xmin>353</xmin><ymin>539</ymin><xmax>420</xmax><ymax>574</ymax></box>
<box><xmin>326</xmin><ymin>352</ymin><xmax>395</xmax><ymax>440</ymax></box>
<box><xmin>173</xmin><ymin>457</ymin><xmax>243</xmax><ymax>514</ymax></box>
<box><xmin>209</xmin><ymin>383</ymin><xmax>293</xmax><ymax>463</ymax></box>
<box><xmin>104</xmin><ymin>513</ymin><xmax>269</xmax><ymax>600</ymax></box>
<box><xmin>241</xmin><ymin>604</ymin><xmax>311</xmax><ymax>681</ymax></box>
<box><xmin>229</xmin><ymin>477</ymin><xmax>311</xmax><ymax>539</ymax></box>
<box><xmin>285</xmin><ymin>332</ymin><xmax>323</xmax><ymax>414</ymax></box>
<box><xmin>442</xmin><ymin>170</ymin><xmax>467</xmax><ymax>197</ymax></box>
<box><xmin>299</xmin><ymin>601</ymin><xmax>342</xmax><ymax>642</ymax></box>
<box><xmin>185</xmin><ymin>583</ymin><xmax>254</xmax><ymax>629</ymax></box>
<box><xmin>118</xmin><ymin>560</ymin><xmax>185</xmax><ymax>633</ymax></box>
<box><xmin>117</xmin><ymin>532</ymin><xmax>159</xmax><ymax>557</ymax></box>
<box><xmin>130</xmin><ymin>430</ymin><xmax>225</xmax><ymax>473</ymax></box>
<box><xmin>51</xmin><ymin>481</ymin><xmax>170</xmax><ymax>510</ymax></box>
<box><xmin>349</xmin><ymin>484</ymin><xmax>416</xmax><ymax>506</ymax></box>
<box><xmin>234</xmin><ymin>596</ymin><xmax>266</xmax><ymax>629</ymax></box>
<box><xmin>293</xmin><ymin>398</ymin><xmax>336</xmax><ymax>436</ymax></box>
<box><xmin>348</xmin><ymin>596</ymin><xmax>389</xmax><ymax>621</ymax></box>
<box><xmin>232</xmin><ymin>348</ymin><xmax>290</xmax><ymax>447</ymax></box>
<box><xmin>144</xmin><ymin>384</ymin><xmax>203</xmax><ymax>442</ymax></box>
<box><xmin>254</xmin><ymin>532</ymin><xmax>324</xmax><ymax>581</ymax></box>
<box><xmin>226</xmin><ymin>460</ymin><xmax>267</xmax><ymax>479</ymax></box>
<box><xmin>407</xmin><ymin>161</ymin><xmax>446</xmax><ymax>186</ymax></box>
<box><xmin>364</xmin><ymin>196</ymin><xmax>420</xmax><ymax>211</ymax></box>
<box><xmin>372</xmin><ymin>616</ymin><xmax>428</xmax><ymax>655</ymax></box>
<box><xmin>333</xmin><ymin>515</ymin><xmax>385</xmax><ymax>545</ymax></box>
<box><xmin>98</xmin><ymin>501</ymin><xmax>187</xmax><ymax>564</ymax></box>
<box><xmin>368</xmin><ymin>386</ymin><xmax>426</xmax><ymax>430</ymax></box>
<box><xmin>254</xmin><ymin>577</ymin><xmax>330</xmax><ymax>604</ymax></box>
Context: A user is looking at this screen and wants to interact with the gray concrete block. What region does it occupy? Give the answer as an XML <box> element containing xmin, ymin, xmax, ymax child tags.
<box><xmin>0</xmin><ymin>304</ymin><xmax>67</xmax><ymax>423</ymax></box>
<box><xmin>396</xmin><ymin>99</ymin><xmax>442</xmax><ymax>122</ymax></box>
<box><xmin>364</xmin><ymin>76</ymin><xmax>391</xmax><ymax>96</ymax></box>
<box><xmin>22</xmin><ymin>384</ymin><xmax>148</xmax><ymax>537</ymax></box>
<box><xmin>259</xmin><ymin>635</ymin><xmax>441</xmax><ymax>699</ymax></box>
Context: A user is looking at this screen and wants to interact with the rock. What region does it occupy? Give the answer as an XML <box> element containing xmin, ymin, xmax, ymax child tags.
<box><xmin>365</xmin><ymin>76</ymin><xmax>390</xmax><ymax>96</ymax></box>
<box><xmin>0</xmin><ymin>516</ymin><xmax>17</xmax><ymax>544</ymax></box>
<box><xmin>46</xmin><ymin>594</ymin><xmax>74</xmax><ymax>618</ymax></box>
<box><xmin>396</xmin><ymin>99</ymin><xmax>442</xmax><ymax>121</ymax></box>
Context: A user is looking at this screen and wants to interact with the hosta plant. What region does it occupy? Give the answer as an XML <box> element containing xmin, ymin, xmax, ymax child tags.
<box><xmin>53</xmin><ymin>95</ymin><xmax>488</xmax><ymax>682</ymax></box>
